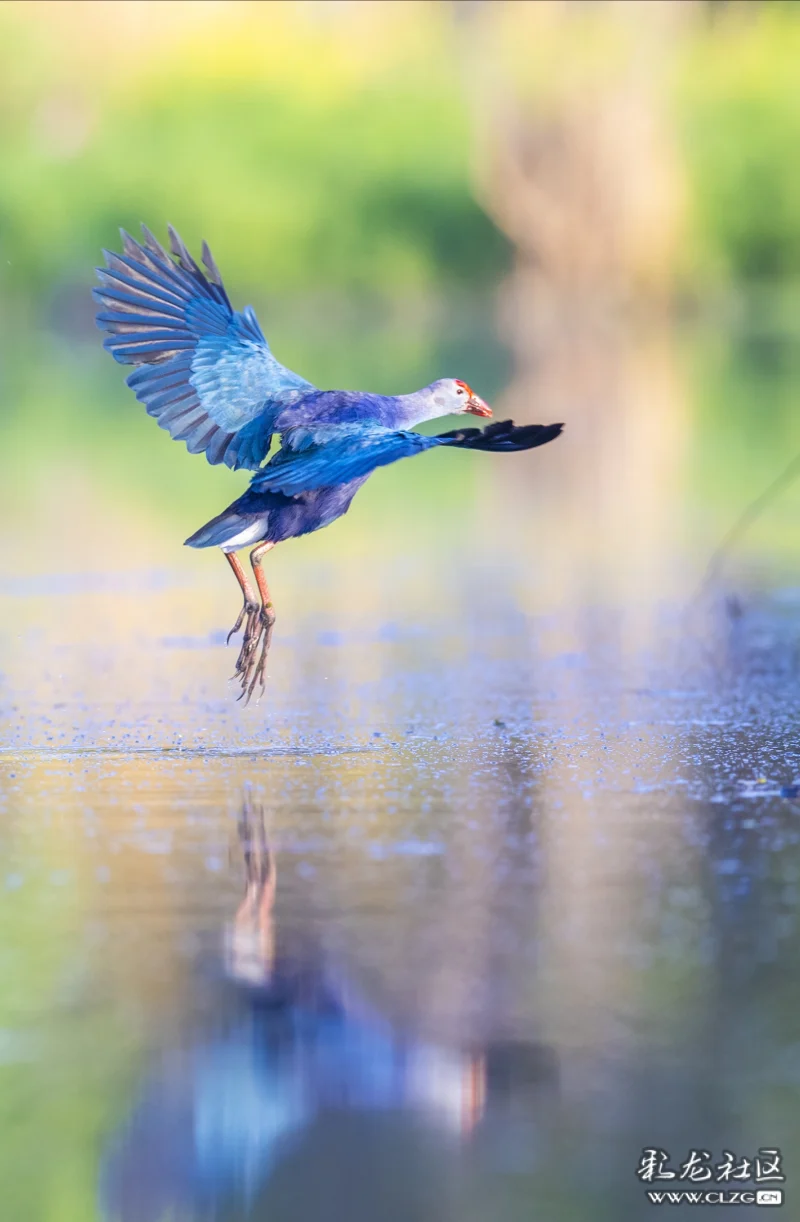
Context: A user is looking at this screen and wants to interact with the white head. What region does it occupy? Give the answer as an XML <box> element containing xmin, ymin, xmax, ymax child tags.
<box><xmin>402</xmin><ymin>378</ymin><xmax>493</xmax><ymax>426</ymax></box>
<box><xmin>431</xmin><ymin>378</ymin><xmax>492</xmax><ymax>417</ymax></box>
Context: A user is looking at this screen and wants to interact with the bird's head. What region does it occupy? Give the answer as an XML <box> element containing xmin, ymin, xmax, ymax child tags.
<box><xmin>430</xmin><ymin>378</ymin><xmax>492</xmax><ymax>418</ymax></box>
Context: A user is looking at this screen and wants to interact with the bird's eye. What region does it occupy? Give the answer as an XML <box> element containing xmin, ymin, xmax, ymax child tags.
<box><xmin>456</xmin><ymin>386</ymin><xmax>465</xmax><ymax>395</ymax></box>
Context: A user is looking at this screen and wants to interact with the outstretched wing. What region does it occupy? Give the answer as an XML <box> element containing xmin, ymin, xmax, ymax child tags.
<box><xmin>432</xmin><ymin>420</ymin><xmax>563</xmax><ymax>452</ymax></box>
<box><xmin>250</xmin><ymin>424</ymin><xmax>430</xmax><ymax>495</ymax></box>
<box><xmin>250</xmin><ymin>419</ymin><xmax>563</xmax><ymax>496</ymax></box>
<box><xmin>93</xmin><ymin>225</ymin><xmax>315</xmax><ymax>470</ymax></box>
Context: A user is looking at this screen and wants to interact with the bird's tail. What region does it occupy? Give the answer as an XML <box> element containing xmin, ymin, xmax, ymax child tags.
<box><xmin>435</xmin><ymin>420</ymin><xmax>564</xmax><ymax>452</ymax></box>
<box><xmin>185</xmin><ymin>504</ymin><xmax>259</xmax><ymax>550</ymax></box>
<box><xmin>185</xmin><ymin>512</ymin><xmax>237</xmax><ymax>549</ymax></box>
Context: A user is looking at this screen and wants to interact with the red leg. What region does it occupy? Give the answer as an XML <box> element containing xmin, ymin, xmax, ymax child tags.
<box><xmin>239</xmin><ymin>541</ymin><xmax>276</xmax><ymax>702</ymax></box>
<box><xmin>225</xmin><ymin>552</ymin><xmax>262</xmax><ymax>681</ymax></box>
<box><xmin>225</xmin><ymin>552</ymin><xmax>258</xmax><ymax>638</ymax></box>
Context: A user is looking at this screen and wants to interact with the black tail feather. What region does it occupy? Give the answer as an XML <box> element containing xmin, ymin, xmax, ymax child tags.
<box><xmin>436</xmin><ymin>420</ymin><xmax>564</xmax><ymax>452</ymax></box>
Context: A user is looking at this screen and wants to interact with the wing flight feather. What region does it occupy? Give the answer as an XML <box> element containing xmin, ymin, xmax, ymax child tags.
<box><xmin>94</xmin><ymin>225</ymin><xmax>314</xmax><ymax>470</ymax></box>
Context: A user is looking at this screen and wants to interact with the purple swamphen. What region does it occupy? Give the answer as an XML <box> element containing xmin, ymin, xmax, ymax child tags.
<box><xmin>94</xmin><ymin>225</ymin><xmax>562</xmax><ymax>700</ymax></box>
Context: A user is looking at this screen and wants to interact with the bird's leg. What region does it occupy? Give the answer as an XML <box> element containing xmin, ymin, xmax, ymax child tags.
<box><xmin>224</xmin><ymin>552</ymin><xmax>261</xmax><ymax>679</ymax></box>
<box><xmin>239</xmin><ymin>541</ymin><xmax>276</xmax><ymax>702</ymax></box>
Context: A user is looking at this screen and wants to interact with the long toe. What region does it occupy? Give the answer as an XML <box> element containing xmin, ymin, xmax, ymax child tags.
<box><xmin>227</xmin><ymin>599</ymin><xmax>257</xmax><ymax>646</ymax></box>
<box><xmin>242</xmin><ymin>650</ymin><xmax>266</xmax><ymax>704</ymax></box>
<box><xmin>233</xmin><ymin>607</ymin><xmax>263</xmax><ymax>681</ymax></box>
<box><xmin>238</xmin><ymin>643</ymin><xmax>263</xmax><ymax>698</ymax></box>
<box><xmin>242</xmin><ymin>611</ymin><xmax>275</xmax><ymax>703</ymax></box>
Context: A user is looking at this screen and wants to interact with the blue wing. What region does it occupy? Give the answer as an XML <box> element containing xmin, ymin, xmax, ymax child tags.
<box><xmin>250</xmin><ymin>419</ymin><xmax>565</xmax><ymax>496</ymax></box>
<box><xmin>249</xmin><ymin>425</ymin><xmax>436</xmax><ymax>495</ymax></box>
<box><xmin>93</xmin><ymin>225</ymin><xmax>315</xmax><ymax>470</ymax></box>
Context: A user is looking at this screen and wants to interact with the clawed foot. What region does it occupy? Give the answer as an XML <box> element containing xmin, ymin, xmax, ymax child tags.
<box><xmin>227</xmin><ymin>598</ymin><xmax>260</xmax><ymax>679</ymax></box>
<box><xmin>227</xmin><ymin>602</ymin><xmax>275</xmax><ymax>703</ymax></box>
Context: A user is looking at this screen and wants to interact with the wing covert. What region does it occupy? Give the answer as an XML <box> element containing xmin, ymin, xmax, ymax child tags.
<box><xmin>94</xmin><ymin>225</ymin><xmax>315</xmax><ymax>470</ymax></box>
<box><xmin>250</xmin><ymin>425</ymin><xmax>434</xmax><ymax>495</ymax></box>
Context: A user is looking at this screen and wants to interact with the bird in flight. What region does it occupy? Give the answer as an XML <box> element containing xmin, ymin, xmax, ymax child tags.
<box><xmin>94</xmin><ymin>226</ymin><xmax>562</xmax><ymax>701</ymax></box>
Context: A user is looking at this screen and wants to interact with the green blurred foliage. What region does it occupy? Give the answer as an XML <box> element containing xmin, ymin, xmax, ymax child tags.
<box><xmin>1</xmin><ymin>0</ymin><xmax>800</xmax><ymax>312</ymax></box>
<box><xmin>683</xmin><ymin>319</ymin><xmax>800</xmax><ymax>573</ymax></box>
<box><xmin>0</xmin><ymin>1</ymin><xmax>507</xmax><ymax>307</ymax></box>
<box><xmin>678</xmin><ymin>3</ymin><xmax>800</xmax><ymax>287</ymax></box>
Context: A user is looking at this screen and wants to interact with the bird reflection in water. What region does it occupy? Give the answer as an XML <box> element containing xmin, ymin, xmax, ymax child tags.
<box><xmin>101</xmin><ymin>799</ymin><xmax>557</xmax><ymax>1222</ymax></box>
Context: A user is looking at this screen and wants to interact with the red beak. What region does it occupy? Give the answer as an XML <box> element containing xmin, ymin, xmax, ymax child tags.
<box><xmin>466</xmin><ymin>393</ymin><xmax>492</xmax><ymax>418</ymax></box>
